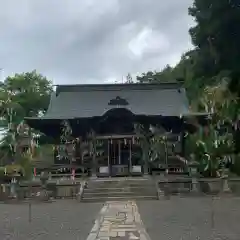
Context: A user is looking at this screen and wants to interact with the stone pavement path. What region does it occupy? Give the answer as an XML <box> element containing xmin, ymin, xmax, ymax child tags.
<box><xmin>86</xmin><ymin>201</ymin><xmax>150</xmax><ymax>240</ymax></box>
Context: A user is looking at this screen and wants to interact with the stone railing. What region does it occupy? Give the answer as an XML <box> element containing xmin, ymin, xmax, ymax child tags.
<box><xmin>0</xmin><ymin>180</ymin><xmax>85</xmax><ymax>203</ymax></box>
<box><xmin>157</xmin><ymin>177</ymin><xmax>240</xmax><ymax>198</ymax></box>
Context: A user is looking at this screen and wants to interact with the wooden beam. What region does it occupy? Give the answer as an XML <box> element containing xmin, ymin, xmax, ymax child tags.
<box><xmin>94</xmin><ymin>134</ymin><xmax>143</xmax><ymax>140</ymax></box>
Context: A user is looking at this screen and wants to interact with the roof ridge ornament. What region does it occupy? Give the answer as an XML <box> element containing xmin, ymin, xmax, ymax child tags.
<box><xmin>108</xmin><ymin>96</ymin><xmax>129</xmax><ymax>106</ymax></box>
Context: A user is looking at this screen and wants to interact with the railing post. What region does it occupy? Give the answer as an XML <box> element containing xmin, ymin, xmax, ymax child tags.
<box><xmin>189</xmin><ymin>161</ymin><xmax>199</xmax><ymax>194</ymax></box>
<box><xmin>77</xmin><ymin>180</ymin><xmax>86</xmax><ymax>202</ymax></box>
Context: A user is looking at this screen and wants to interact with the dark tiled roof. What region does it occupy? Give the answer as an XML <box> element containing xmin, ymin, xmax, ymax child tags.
<box><xmin>38</xmin><ymin>82</ymin><xmax>191</xmax><ymax>119</ymax></box>
<box><xmin>55</xmin><ymin>82</ymin><xmax>183</xmax><ymax>94</ymax></box>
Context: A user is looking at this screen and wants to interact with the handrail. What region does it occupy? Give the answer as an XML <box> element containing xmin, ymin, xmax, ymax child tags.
<box><xmin>175</xmin><ymin>155</ymin><xmax>189</xmax><ymax>165</ymax></box>
<box><xmin>33</xmin><ymin>173</ymin><xmax>88</xmax><ymax>179</ymax></box>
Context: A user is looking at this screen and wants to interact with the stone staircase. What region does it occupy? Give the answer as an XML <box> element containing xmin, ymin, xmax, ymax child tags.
<box><xmin>81</xmin><ymin>177</ymin><xmax>158</xmax><ymax>202</ymax></box>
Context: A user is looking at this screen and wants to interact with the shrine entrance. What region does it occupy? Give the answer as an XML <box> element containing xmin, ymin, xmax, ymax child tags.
<box><xmin>96</xmin><ymin>135</ymin><xmax>143</xmax><ymax>177</ymax></box>
<box><xmin>108</xmin><ymin>138</ymin><xmax>131</xmax><ymax>176</ymax></box>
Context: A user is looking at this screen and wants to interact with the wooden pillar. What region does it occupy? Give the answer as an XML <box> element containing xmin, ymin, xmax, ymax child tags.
<box><xmin>164</xmin><ymin>136</ymin><xmax>169</xmax><ymax>175</ymax></box>
<box><xmin>92</xmin><ymin>142</ymin><xmax>97</xmax><ymax>177</ymax></box>
<box><xmin>143</xmin><ymin>123</ymin><xmax>150</xmax><ymax>175</ymax></box>
<box><xmin>118</xmin><ymin>140</ymin><xmax>121</xmax><ymax>165</ymax></box>
<box><xmin>112</xmin><ymin>139</ymin><xmax>115</xmax><ymax>165</ymax></box>
<box><xmin>129</xmin><ymin>139</ymin><xmax>132</xmax><ymax>175</ymax></box>
<box><xmin>143</xmin><ymin>158</ymin><xmax>149</xmax><ymax>175</ymax></box>
<box><xmin>108</xmin><ymin>139</ymin><xmax>110</xmax><ymax>176</ymax></box>
<box><xmin>181</xmin><ymin>118</ymin><xmax>185</xmax><ymax>157</ymax></box>
<box><xmin>143</xmin><ymin>136</ymin><xmax>150</xmax><ymax>175</ymax></box>
<box><xmin>90</xmin><ymin>130</ymin><xmax>97</xmax><ymax>178</ymax></box>
<box><xmin>181</xmin><ymin>131</ymin><xmax>185</xmax><ymax>157</ymax></box>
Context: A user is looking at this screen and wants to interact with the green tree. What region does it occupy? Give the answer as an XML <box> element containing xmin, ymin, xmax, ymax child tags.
<box><xmin>187</xmin><ymin>81</ymin><xmax>236</xmax><ymax>176</ymax></box>
<box><xmin>0</xmin><ymin>71</ymin><xmax>53</xmax><ymax>169</ymax></box>
<box><xmin>0</xmin><ymin>70</ymin><xmax>53</xmax><ymax>119</ymax></box>
<box><xmin>136</xmin><ymin>65</ymin><xmax>175</xmax><ymax>84</ymax></box>
<box><xmin>189</xmin><ymin>0</ymin><xmax>240</xmax><ymax>85</ymax></box>
<box><xmin>188</xmin><ymin>0</ymin><xmax>240</xmax><ymax>156</ymax></box>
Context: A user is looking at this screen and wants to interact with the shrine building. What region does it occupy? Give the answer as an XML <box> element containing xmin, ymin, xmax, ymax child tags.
<box><xmin>25</xmin><ymin>82</ymin><xmax>207</xmax><ymax>177</ymax></box>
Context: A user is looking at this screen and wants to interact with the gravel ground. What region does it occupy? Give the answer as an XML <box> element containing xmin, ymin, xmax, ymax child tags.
<box><xmin>137</xmin><ymin>197</ymin><xmax>240</xmax><ymax>240</ymax></box>
<box><xmin>1</xmin><ymin>198</ymin><xmax>240</xmax><ymax>240</ymax></box>
<box><xmin>0</xmin><ymin>201</ymin><xmax>102</xmax><ymax>240</ymax></box>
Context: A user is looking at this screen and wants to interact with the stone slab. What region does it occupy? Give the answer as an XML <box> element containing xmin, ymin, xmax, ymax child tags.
<box><xmin>86</xmin><ymin>201</ymin><xmax>151</xmax><ymax>240</ymax></box>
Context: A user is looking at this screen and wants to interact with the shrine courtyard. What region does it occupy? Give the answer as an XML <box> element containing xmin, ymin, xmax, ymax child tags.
<box><xmin>0</xmin><ymin>197</ymin><xmax>239</xmax><ymax>240</ymax></box>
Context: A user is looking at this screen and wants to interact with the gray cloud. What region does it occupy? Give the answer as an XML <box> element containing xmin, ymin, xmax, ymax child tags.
<box><xmin>0</xmin><ymin>0</ymin><xmax>194</xmax><ymax>84</ymax></box>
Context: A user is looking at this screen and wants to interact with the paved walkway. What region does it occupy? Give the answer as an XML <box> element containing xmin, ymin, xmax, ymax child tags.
<box><xmin>86</xmin><ymin>201</ymin><xmax>150</xmax><ymax>240</ymax></box>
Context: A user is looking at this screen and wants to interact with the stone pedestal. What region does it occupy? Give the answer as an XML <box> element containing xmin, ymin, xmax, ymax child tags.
<box><xmin>36</xmin><ymin>189</ymin><xmax>50</xmax><ymax>202</ymax></box>
<box><xmin>91</xmin><ymin>160</ymin><xmax>97</xmax><ymax>178</ymax></box>
<box><xmin>40</xmin><ymin>172</ymin><xmax>49</xmax><ymax>188</ymax></box>
<box><xmin>10</xmin><ymin>183</ymin><xmax>17</xmax><ymax>198</ymax></box>
<box><xmin>189</xmin><ymin>161</ymin><xmax>199</xmax><ymax>195</ymax></box>
<box><xmin>191</xmin><ymin>177</ymin><xmax>199</xmax><ymax>193</ymax></box>
<box><xmin>90</xmin><ymin>173</ymin><xmax>97</xmax><ymax>180</ymax></box>
<box><xmin>48</xmin><ymin>173</ymin><xmax>52</xmax><ymax>181</ymax></box>
<box><xmin>76</xmin><ymin>181</ymin><xmax>86</xmax><ymax>202</ymax></box>
<box><xmin>143</xmin><ymin>164</ymin><xmax>149</xmax><ymax>175</ymax></box>
<box><xmin>163</xmin><ymin>182</ymin><xmax>170</xmax><ymax>200</ymax></box>
<box><xmin>159</xmin><ymin>171</ymin><xmax>165</xmax><ymax>179</ymax></box>
<box><xmin>222</xmin><ymin>177</ymin><xmax>231</xmax><ymax>193</ymax></box>
<box><xmin>220</xmin><ymin>168</ymin><xmax>231</xmax><ymax>194</ymax></box>
<box><xmin>157</xmin><ymin>171</ymin><xmax>168</xmax><ymax>200</ymax></box>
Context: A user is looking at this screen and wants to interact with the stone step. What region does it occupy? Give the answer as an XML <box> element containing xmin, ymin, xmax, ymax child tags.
<box><xmin>84</xmin><ymin>186</ymin><xmax>156</xmax><ymax>192</ymax></box>
<box><xmin>88</xmin><ymin>179</ymin><xmax>153</xmax><ymax>183</ymax></box>
<box><xmin>83</xmin><ymin>193</ymin><xmax>157</xmax><ymax>199</ymax></box>
<box><xmin>84</xmin><ymin>191</ymin><xmax>157</xmax><ymax>197</ymax></box>
<box><xmin>87</xmin><ymin>185</ymin><xmax>155</xmax><ymax>190</ymax></box>
<box><xmin>82</xmin><ymin>178</ymin><xmax>157</xmax><ymax>202</ymax></box>
<box><xmin>87</xmin><ymin>181</ymin><xmax>154</xmax><ymax>188</ymax></box>
<box><xmin>87</xmin><ymin>178</ymin><xmax>151</xmax><ymax>183</ymax></box>
<box><xmin>81</xmin><ymin>195</ymin><xmax>157</xmax><ymax>202</ymax></box>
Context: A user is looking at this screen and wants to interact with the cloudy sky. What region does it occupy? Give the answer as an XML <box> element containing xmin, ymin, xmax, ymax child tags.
<box><xmin>0</xmin><ymin>0</ymin><xmax>195</xmax><ymax>84</ymax></box>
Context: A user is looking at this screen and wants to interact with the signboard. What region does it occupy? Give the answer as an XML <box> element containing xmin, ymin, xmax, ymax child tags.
<box><xmin>131</xmin><ymin>166</ymin><xmax>141</xmax><ymax>173</ymax></box>
<box><xmin>99</xmin><ymin>166</ymin><xmax>109</xmax><ymax>174</ymax></box>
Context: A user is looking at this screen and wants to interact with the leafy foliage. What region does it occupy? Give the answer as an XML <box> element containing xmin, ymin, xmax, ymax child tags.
<box><xmin>187</xmin><ymin>83</ymin><xmax>235</xmax><ymax>176</ymax></box>
<box><xmin>0</xmin><ymin>70</ymin><xmax>53</xmax><ymax>120</ymax></box>
<box><xmin>135</xmin><ymin>1</ymin><xmax>240</xmax><ymax>175</ymax></box>
<box><xmin>189</xmin><ymin>0</ymin><xmax>240</xmax><ymax>81</ymax></box>
<box><xmin>133</xmin><ymin>123</ymin><xmax>151</xmax><ymax>165</ymax></box>
<box><xmin>136</xmin><ymin>65</ymin><xmax>176</xmax><ymax>84</ymax></box>
<box><xmin>0</xmin><ymin>71</ymin><xmax>53</xmax><ymax>177</ymax></box>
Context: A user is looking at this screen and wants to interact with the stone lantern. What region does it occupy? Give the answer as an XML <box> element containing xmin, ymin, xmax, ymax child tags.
<box><xmin>40</xmin><ymin>171</ymin><xmax>49</xmax><ymax>188</ymax></box>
